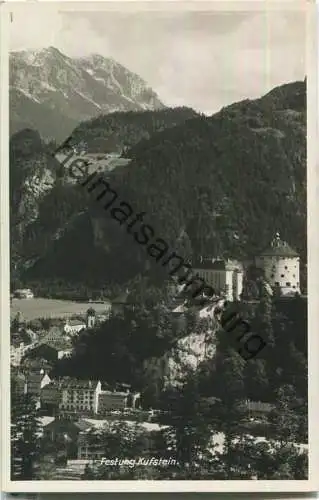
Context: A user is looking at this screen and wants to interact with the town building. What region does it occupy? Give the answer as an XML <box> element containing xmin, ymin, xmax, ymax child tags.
<box><xmin>255</xmin><ymin>232</ymin><xmax>300</xmax><ymax>296</ymax></box>
<box><xmin>239</xmin><ymin>400</ymin><xmax>274</xmax><ymax>420</ymax></box>
<box><xmin>59</xmin><ymin>379</ymin><xmax>102</xmax><ymax>414</ymax></box>
<box><xmin>98</xmin><ymin>390</ymin><xmax>129</xmax><ymax>413</ymax></box>
<box><xmin>13</xmin><ymin>288</ymin><xmax>34</xmax><ymax>299</ymax></box>
<box><xmin>38</xmin><ymin>328</ymin><xmax>73</xmax><ymax>357</ymax></box>
<box><xmin>10</xmin><ymin>342</ymin><xmax>34</xmax><ymax>366</ymax></box>
<box><xmin>192</xmin><ymin>258</ymin><xmax>244</xmax><ymax>302</ymax></box>
<box><xmin>12</xmin><ymin>371</ymin><xmax>28</xmax><ymax>396</ymax></box>
<box><xmin>77</xmin><ymin>419</ymin><xmax>166</xmax><ymax>461</ymax></box>
<box><xmin>39</xmin><ymin>326</ymin><xmax>68</xmax><ymax>347</ymax></box>
<box><xmin>63</xmin><ymin>319</ymin><xmax>86</xmax><ymax>336</ymax></box>
<box><xmin>22</xmin><ymin>343</ymin><xmax>59</xmax><ymax>364</ymax></box>
<box><xmin>26</xmin><ymin>369</ymin><xmax>51</xmax><ymax>397</ymax></box>
<box><xmin>14</xmin><ymin>369</ymin><xmax>52</xmax><ymax>408</ymax></box>
<box><xmin>40</xmin><ymin>380</ymin><xmax>62</xmax><ymax>412</ymax></box>
<box><xmin>39</xmin><ymin>414</ymin><xmax>168</xmax><ymax>461</ymax></box>
<box><xmin>96</xmin><ymin>313</ymin><xmax>109</xmax><ymax>323</ymax></box>
<box><xmin>40</xmin><ymin>416</ymin><xmax>80</xmax><ymax>459</ymax></box>
<box><xmin>58</xmin><ymin>349</ymin><xmax>73</xmax><ymax>359</ymax></box>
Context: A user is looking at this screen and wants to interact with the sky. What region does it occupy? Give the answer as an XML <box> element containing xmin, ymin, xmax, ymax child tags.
<box><xmin>9</xmin><ymin>3</ymin><xmax>306</xmax><ymax>115</ymax></box>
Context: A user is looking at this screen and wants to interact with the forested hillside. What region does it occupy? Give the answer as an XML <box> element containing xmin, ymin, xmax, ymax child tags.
<box><xmin>10</xmin><ymin>81</ymin><xmax>306</xmax><ymax>293</ymax></box>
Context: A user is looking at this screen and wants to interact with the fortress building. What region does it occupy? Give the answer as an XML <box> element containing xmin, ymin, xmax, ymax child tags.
<box><xmin>255</xmin><ymin>232</ymin><xmax>300</xmax><ymax>296</ymax></box>
<box><xmin>192</xmin><ymin>257</ymin><xmax>244</xmax><ymax>302</ymax></box>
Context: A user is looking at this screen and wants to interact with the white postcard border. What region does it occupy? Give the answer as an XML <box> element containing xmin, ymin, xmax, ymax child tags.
<box><xmin>1</xmin><ymin>0</ymin><xmax>318</xmax><ymax>493</ymax></box>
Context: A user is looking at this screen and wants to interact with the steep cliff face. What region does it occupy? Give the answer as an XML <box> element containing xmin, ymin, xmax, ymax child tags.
<box><xmin>164</xmin><ymin>330</ymin><xmax>217</xmax><ymax>386</ymax></box>
<box><xmin>10</xmin><ymin>129</ymin><xmax>56</xmax><ymax>264</ymax></box>
<box><xmin>163</xmin><ymin>304</ymin><xmax>226</xmax><ymax>386</ymax></box>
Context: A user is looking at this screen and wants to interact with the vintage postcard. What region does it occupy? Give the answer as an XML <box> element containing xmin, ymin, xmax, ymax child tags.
<box><xmin>1</xmin><ymin>0</ymin><xmax>318</xmax><ymax>493</ymax></box>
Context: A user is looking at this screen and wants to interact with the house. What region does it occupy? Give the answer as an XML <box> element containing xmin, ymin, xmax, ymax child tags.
<box><xmin>39</xmin><ymin>415</ymin><xmax>167</xmax><ymax>461</ymax></box>
<box><xmin>255</xmin><ymin>232</ymin><xmax>300</xmax><ymax>296</ymax></box>
<box><xmin>98</xmin><ymin>390</ymin><xmax>129</xmax><ymax>414</ymax></box>
<box><xmin>77</xmin><ymin>419</ymin><xmax>167</xmax><ymax>460</ymax></box>
<box><xmin>97</xmin><ymin>389</ymin><xmax>141</xmax><ymax>415</ymax></box>
<box><xmin>58</xmin><ymin>349</ymin><xmax>73</xmax><ymax>359</ymax></box>
<box><xmin>15</xmin><ymin>369</ymin><xmax>52</xmax><ymax>409</ymax></box>
<box><xmin>39</xmin><ymin>326</ymin><xmax>71</xmax><ymax>349</ymax></box>
<box><xmin>239</xmin><ymin>400</ymin><xmax>274</xmax><ymax>420</ymax></box>
<box><xmin>10</xmin><ymin>342</ymin><xmax>31</xmax><ymax>366</ymax></box>
<box><xmin>40</xmin><ymin>380</ymin><xmax>62</xmax><ymax>412</ymax></box>
<box><xmin>192</xmin><ymin>258</ymin><xmax>244</xmax><ymax>302</ymax></box>
<box><xmin>25</xmin><ymin>370</ymin><xmax>51</xmax><ymax>396</ymax></box>
<box><xmin>22</xmin><ymin>343</ymin><xmax>59</xmax><ymax>364</ymax></box>
<box><xmin>12</xmin><ymin>371</ymin><xmax>28</xmax><ymax>396</ymax></box>
<box><xmin>39</xmin><ymin>328</ymin><xmax>72</xmax><ymax>359</ymax></box>
<box><xmin>96</xmin><ymin>313</ymin><xmax>109</xmax><ymax>323</ymax></box>
<box><xmin>40</xmin><ymin>416</ymin><xmax>80</xmax><ymax>458</ymax></box>
<box><xmin>59</xmin><ymin>378</ymin><xmax>102</xmax><ymax>414</ymax></box>
<box><xmin>64</xmin><ymin>319</ymin><xmax>86</xmax><ymax>336</ymax></box>
<box><xmin>13</xmin><ymin>288</ymin><xmax>34</xmax><ymax>299</ymax></box>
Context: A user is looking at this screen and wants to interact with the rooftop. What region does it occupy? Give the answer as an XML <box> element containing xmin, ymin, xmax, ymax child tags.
<box><xmin>259</xmin><ymin>232</ymin><xmax>299</xmax><ymax>257</ymax></box>
<box><xmin>79</xmin><ymin>418</ymin><xmax>168</xmax><ymax>433</ymax></box>
<box><xmin>193</xmin><ymin>258</ymin><xmax>243</xmax><ymax>271</ymax></box>
<box><xmin>100</xmin><ymin>390</ymin><xmax>128</xmax><ymax>397</ymax></box>
<box><xmin>59</xmin><ymin>378</ymin><xmax>100</xmax><ymax>390</ymax></box>
<box><xmin>65</xmin><ymin>319</ymin><xmax>86</xmax><ymax>327</ymax></box>
<box><xmin>39</xmin><ymin>416</ymin><xmax>55</xmax><ymax>427</ymax></box>
<box><xmin>239</xmin><ymin>400</ymin><xmax>274</xmax><ymax>412</ymax></box>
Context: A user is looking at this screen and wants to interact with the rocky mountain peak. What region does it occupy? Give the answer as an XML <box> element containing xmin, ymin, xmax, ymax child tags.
<box><xmin>10</xmin><ymin>47</ymin><xmax>165</xmax><ymax>140</ymax></box>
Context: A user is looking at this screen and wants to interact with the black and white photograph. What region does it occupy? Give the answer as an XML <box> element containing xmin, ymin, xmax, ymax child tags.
<box><xmin>1</xmin><ymin>0</ymin><xmax>317</xmax><ymax>492</ymax></box>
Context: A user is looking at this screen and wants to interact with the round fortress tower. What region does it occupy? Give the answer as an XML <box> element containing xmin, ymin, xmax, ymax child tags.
<box><xmin>255</xmin><ymin>232</ymin><xmax>300</xmax><ymax>296</ymax></box>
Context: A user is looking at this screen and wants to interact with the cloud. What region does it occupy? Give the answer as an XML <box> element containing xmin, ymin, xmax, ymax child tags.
<box><xmin>9</xmin><ymin>6</ymin><xmax>305</xmax><ymax>114</ymax></box>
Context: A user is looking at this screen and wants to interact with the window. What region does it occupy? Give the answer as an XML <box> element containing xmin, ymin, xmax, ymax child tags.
<box><xmin>281</xmin><ymin>274</ymin><xmax>285</xmax><ymax>278</ymax></box>
<box><xmin>293</xmin><ymin>286</ymin><xmax>296</xmax><ymax>289</ymax></box>
<box><xmin>284</xmin><ymin>266</ymin><xmax>288</xmax><ymax>270</ymax></box>
<box><xmin>286</xmin><ymin>282</ymin><xmax>291</xmax><ymax>287</ymax></box>
<box><xmin>275</xmin><ymin>282</ymin><xmax>280</xmax><ymax>286</ymax></box>
<box><xmin>293</xmin><ymin>274</ymin><xmax>295</xmax><ymax>278</ymax></box>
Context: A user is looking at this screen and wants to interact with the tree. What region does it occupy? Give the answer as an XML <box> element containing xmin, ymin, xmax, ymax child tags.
<box><xmin>255</xmin><ymin>284</ymin><xmax>275</xmax><ymax>350</ymax></box>
<box><xmin>244</xmin><ymin>358</ymin><xmax>270</xmax><ymax>401</ymax></box>
<box><xmin>268</xmin><ymin>384</ymin><xmax>300</xmax><ymax>445</ymax></box>
<box><xmin>82</xmin><ymin>421</ymin><xmax>157</xmax><ymax>479</ymax></box>
<box><xmin>11</xmin><ymin>377</ymin><xmax>41</xmax><ymax>480</ymax></box>
<box><xmin>159</xmin><ymin>368</ymin><xmax>216</xmax><ymax>475</ymax></box>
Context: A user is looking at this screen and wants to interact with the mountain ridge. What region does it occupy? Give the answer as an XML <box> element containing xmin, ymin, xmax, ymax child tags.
<box><xmin>10</xmin><ymin>47</ymin><xmax>165</xmax><ymax>141</ymax></box>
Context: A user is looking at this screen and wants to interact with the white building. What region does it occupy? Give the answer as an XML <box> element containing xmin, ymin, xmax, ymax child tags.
<box><xmin>13</xmin><ymin>288</ymin><xmax>34</xmax><ymax>299</ymax></box>
<box><xmin>59</xmin><ymin>379</ymin><xmax>102</xmax><ymax>414</ymax></box>
<box><xmin>98</xmin><ymin>390</ymin><xmax>129</xmax><ymax>413</ymax></box>
<box><xmin>58</xmin><ymin>349</ymin><xmax>73</xmax><ymax>359</ymax></box>
<box><xmin>64</xmin><ymin>319</ymin><xmax>86</xmax><ymax>336</ymax></box>
<box><xmin>10</xmin><ymin>342</ymin><xmax>26</xmax><ymax>366</ymax></box>
<box><xmin>193</xmin><ymin>258</ymin><xmax>244</xmax><ymax>302</ymax></box>
<box><xmin>10</xmin><ymin>342</ymin><xmax>34</xmax><ymax>366</ymax></box>
<box><xmin>255</xmin><ymin>232</ymin><xmax>300</xmax><ymax>296</ymax></box>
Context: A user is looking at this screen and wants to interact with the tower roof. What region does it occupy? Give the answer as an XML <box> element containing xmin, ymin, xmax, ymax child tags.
<box><xmin>260</xmin><ymin>232</ymin><xmax>299</xmax><ymax>257</ymax></box>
